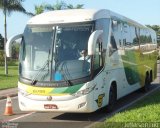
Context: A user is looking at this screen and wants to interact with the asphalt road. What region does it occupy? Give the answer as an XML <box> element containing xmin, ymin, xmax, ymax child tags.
<box><xmin>0</xmin><ymin>62</ymin><xmax>160</xmax><ymax>128</ymax></box>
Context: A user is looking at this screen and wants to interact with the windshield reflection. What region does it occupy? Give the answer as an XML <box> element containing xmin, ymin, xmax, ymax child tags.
<box><xmin>53</xmin><ymin>25</ymin><xmax>93</xmax><ymax>81</ymax></box>
<box><xmin>20</xmin><ymin>26</ymin><xmax>53</xmax><ymax>82</ymax></box>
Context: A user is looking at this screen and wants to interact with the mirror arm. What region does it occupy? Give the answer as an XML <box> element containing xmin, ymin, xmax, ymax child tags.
<box><xmin>88</xmin><ymin>30</ymin><xmax>103</xmax><ymax>55</ymax></box>
<box><xmin>6</xmin><ymin>34</ymin><xmax>23</xmax><ymax>57</ymax></box>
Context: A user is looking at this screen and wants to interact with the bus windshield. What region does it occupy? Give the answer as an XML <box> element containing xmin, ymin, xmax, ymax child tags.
<box><xmin>20</xmin><ymin>23</ymin><xmax>93</xmax><ymax>84</ymax></box>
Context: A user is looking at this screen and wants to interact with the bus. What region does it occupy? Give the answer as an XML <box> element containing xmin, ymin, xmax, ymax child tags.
<box><xmin>6</xmin><ymin>9</ymin><xmax>158</xmax><ymax>113</ymax></box>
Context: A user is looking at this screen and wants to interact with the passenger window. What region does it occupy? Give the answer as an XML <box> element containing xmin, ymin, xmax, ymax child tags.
<box><xmin>123</xmin><ymin>24</ymin><xmax>128</xmax><ymax>33</ymax></box>
<box><xmin>112</xmin><ymin>20</ymin><xmax>118</xmax><ymax>31</ymax></box>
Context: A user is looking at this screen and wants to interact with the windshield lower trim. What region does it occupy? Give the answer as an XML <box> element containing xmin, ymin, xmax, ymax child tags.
<box><xmin>19</xmin><ymin>75</ymin><xmax>91</xmax><ymax>87</ymax></box>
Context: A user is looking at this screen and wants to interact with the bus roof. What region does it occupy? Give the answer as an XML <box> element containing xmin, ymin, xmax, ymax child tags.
<box><xmin>27</xmin><ymin>9</ymin><xmax>145</xmax><ymax>28</ymax></box>
<box><xmin>28</xmin><ymin>9</ymin><xmax>110</xmax><ymax>25</ymax></box>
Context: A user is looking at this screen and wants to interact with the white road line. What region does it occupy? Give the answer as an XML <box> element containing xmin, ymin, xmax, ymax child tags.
<box><xmin>2</xmin><ymin>112</ymin><xmax>35</xmax><ymax>123</ymax></box>
<box><xmin>1</xmin><ymin>96</ymin><xmax>36</xmax><ymax>123</ymax></box>
<box><xmin>0</xmin><ymin>96</ymin><xmax>18</xmax><ymax>103</ymax></box>
<box><xmin>85</xmin><ymin>84</ymin><xmax>160</xmax><ymax>128</ymax></box>
<box><xmin>9</xmin><ymin>112</ymin><xmax>36</xmax><ymax>122</ymax></box>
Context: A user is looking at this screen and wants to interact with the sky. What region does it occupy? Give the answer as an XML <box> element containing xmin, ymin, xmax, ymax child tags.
<box><xmin>0</xmin><ymin>0</ymin><xmax>160</xmax><ymax>38</ymax></box>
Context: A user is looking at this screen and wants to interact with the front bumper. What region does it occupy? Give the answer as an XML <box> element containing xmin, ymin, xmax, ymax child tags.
<box><xmin>18</xmin><ymin>92</ymin><xmax>95</xmax><ymax>113</ymax></box>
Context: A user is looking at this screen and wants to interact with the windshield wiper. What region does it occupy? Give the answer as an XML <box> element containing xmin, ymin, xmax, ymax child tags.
<box><xmin>31</xmin><ymin>60</ymin><xmax>49</xmax><ymax>85</ymax></box>
<box><xmin>31</xmin><ymin>49</ymin><xmax>51</xmax><ymax>85</ymax></box>
<box><xmin>64</xmin><ymin>76</ymin><xmax>72</xmax><ymax>86</ymax></box>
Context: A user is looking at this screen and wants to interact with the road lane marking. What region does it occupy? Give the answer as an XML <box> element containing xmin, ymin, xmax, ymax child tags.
<box><xmin>9</xmin><ymin>112</ymin><xmax>36</xmax><ymax>122</ymax></box>
<box><xmin>0</xmin><ymin>96</ymin><xmax>18</xmax><ymax>103</ymax></box>
<box><xmin>2</xmin><ymin>112</ymin><xmax>36</xmax><ymax>123</ymax></box>
<box><xmin>1</xmin><ymin>96</ymin><xmax>36</xmax><ymax>123</ymax></box>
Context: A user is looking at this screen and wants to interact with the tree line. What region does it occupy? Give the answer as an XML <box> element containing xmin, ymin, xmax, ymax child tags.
<box><xmin>0</xmin><ymin>0</ymin><xmax>84</xmax><ymax>50</ymax></box>
<box><xmin>146</xmin><ymin>25</ymin><xmax>160</xmax><ymax>45</ymax></box>
<box><xmin>34</xmin><ymin>1</ymin><xmax>84</xmax><ymax>15</ymax></box>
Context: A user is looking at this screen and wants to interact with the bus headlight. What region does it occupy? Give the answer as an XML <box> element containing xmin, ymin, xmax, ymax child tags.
<box><xmin>72</xmin><ymin>84</ymin><xmax>96</xmax><ymax>97</ymax></box>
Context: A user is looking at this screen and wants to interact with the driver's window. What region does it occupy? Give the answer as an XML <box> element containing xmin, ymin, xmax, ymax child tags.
<box><xmin>93</xmin><ymin>40</ymin><xmax>103</xmax><ymax>75</ymax></box>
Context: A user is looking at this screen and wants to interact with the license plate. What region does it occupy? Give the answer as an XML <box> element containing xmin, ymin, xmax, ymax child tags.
<box><xmin>44</xmin><ymin>104</ymin><xmax>58</xmax><ymax>109</ymax></box>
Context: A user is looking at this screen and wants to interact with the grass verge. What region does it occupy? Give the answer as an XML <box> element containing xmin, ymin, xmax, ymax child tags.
<box><xmin>94</xmin><ymin>89</ymin><xmax>160</xmax><ymax>128</ymax></box>
<box><xmin>0</xmin><ymin>66</ymin><xmax>18</xmax><ymax>90</ymax></box>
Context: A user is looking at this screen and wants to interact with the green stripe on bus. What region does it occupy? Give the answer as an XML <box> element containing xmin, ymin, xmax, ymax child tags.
<box><xmin>50</xmin><ymin>84</ymin><xmax>83</xmax><ymax>94</ymax></box>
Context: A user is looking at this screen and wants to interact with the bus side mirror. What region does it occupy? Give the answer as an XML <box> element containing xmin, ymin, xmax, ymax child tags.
<box><xmin>88</xmin><ymin>30</ymin><xmax>103</xmax><ymax>55</ymax></box>
<box><xmin>6</xmin><ymin>34</ymin><xmax>23</xmax><ymax>57</ymax></box>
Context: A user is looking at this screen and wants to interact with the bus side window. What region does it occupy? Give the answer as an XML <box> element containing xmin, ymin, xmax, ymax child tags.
<box><xmin>109</xmin><ymin>34</ymin><xmax>118</xmax><ymax>56</ymax></box>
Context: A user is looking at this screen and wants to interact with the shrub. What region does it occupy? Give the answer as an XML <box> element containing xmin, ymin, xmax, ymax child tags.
<box><xmin>0</xmin><ymin>50</ymin><xmax>18</xmax><ymax>66</ymax></box>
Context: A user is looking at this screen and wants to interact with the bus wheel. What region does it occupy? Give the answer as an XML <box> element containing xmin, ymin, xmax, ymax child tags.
<box><xmin>150</xmin><ymin>70</ymin><xmax>153</xmax><ymax>83</ymax></box>
<box><xmin>106</xmin><ymin>85</ymin><xmax>117</xmax><ymax>112</ymax></box>
<box><xmin>142</xmin><ymin>73</ymin><xmax>150</xmax><ymax>92</ymax></box>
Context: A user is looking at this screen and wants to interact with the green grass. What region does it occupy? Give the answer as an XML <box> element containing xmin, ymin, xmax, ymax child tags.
<box><xmin>94</xmin><ymin>90</ymin><xmax>160</xmax><ymax>128</ymax></box>
<box><xmin>0</xmin><ymin>66</ymin><xmax>18</xmax><ymax>90</ymax></box>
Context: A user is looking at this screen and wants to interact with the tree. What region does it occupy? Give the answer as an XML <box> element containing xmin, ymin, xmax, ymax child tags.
<box><xmin>0</xmin><ymin>34</ymin><xmax>4</xmax><ymax>50</ymax></box>
<box><xmin>0</xmin><ymin>0</ymin><xmax>31</xmax><ymax>75</ymax></box>
<box><xmin>45</xmin><ymin>1</ymin><xmax>84</xmax><ymax>10</ymax></box>
<box><xmin>44</xmin><ymin>1</ymin><xmax>67</xmax><ymax>11</ymax></box>
<box><xmin>146</xmin><ymin>25</ymin><xmax>160</xmax><ymax>46</ymax></box>
<box><xmin>12</xmin><ymin>42</ymin><xmax>19</xmax><ymax>59</ymax></box>
<box><xmin>67</xmin><ymin>4</ymin><xmax>84</xmax><ymax>9</ymax></box>
<box><xmin>34</xmin><ymin>4</ymin><xmax>45</xmax><ymax>15</ymax></box>
<box><xmin>34</xmin><ymin>1</ymin><xmax>84</xmax><ymax>15</ymax></box>
<box><xmin>146</xmin><ymin>25</ymin><xmax>160</xmax><ymax>35</ymax></box>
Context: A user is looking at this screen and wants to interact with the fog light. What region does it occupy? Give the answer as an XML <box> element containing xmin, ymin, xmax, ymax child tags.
<box><xmin>78</xmin><ymin>102</ymin><xmax>86</xmax><ymax>109</ymax></box>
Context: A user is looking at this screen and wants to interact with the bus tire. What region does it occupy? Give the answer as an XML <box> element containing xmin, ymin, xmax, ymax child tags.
<box><xmin>106</xmin><ymin>84</ymin><xmax>117</xmax><ymax>112</ymax></box>
<box><xmin>150</xmin><ymin>70</ymin><xmax>153</xmax><ymax>83</ymax></box>
<box><xmin>142</xmin><ymin>73</ymin><xmax>150</xmax><ymax>92</ymax></box>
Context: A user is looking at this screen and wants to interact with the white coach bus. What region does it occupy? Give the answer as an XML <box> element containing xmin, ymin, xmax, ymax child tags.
<box><xmin>6</xmin><ymin>9</ymin><xmax>158</xmax><ymax>112</ymax></box>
